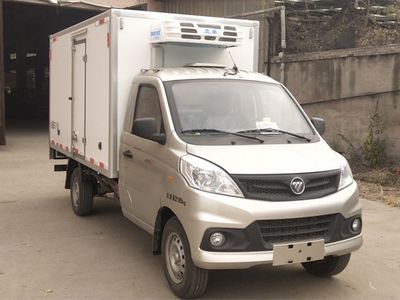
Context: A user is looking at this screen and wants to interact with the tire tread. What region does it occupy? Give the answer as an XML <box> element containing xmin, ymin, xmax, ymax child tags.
<box><xmin>162</xmin><ymin>217</ymin><xmax>208</xmax><ymax>299</ymax></box>
<box><xmin>70</xmin><ymin>167</ymin><xmax>94</xmax><ymax>216</ymax></box>
<box><xmin>302</xmin><ymin>254</ymin><xmax>351</xmax><ymax>277</ymax></box>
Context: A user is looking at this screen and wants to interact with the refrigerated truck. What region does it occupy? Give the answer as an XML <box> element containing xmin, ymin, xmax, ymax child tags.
<box><xmin>49</xmin><ymin>9</ymin><xmax>363</xmax><ymax>298</ymax></box>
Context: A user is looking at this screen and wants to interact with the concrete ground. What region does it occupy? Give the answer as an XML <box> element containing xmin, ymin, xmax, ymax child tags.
<box><xmin>1</xmin><ymin>123</ymin><xmax>399</xmax><ymax>300</ymax></box>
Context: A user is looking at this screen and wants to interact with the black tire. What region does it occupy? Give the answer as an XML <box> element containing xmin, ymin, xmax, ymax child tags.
<box><xmin>302</xmin><ymin>254</ymin><xmax>351</xmax><ymax>277</ymax></box>
<box><xmin>162</xmin><ymin>217</ymin><xmax>209</xmax><ymax>299</ymax></box>
<box><xmin>70</xmin><ymin>167</ymin><xmax>94</xmax><ymax>216</ymax></box>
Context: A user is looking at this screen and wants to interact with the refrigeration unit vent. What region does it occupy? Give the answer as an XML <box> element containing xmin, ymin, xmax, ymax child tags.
<box><xmin>150</xmin><ymin>21</ymin><xmax>244</xmax><ymax>47</ymax></box>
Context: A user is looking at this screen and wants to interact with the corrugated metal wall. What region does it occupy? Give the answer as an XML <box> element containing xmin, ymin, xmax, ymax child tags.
<box><xmin>164</xmin><ymin>0</ymin><xmax>276</xmax><ymax>73</ymax></box>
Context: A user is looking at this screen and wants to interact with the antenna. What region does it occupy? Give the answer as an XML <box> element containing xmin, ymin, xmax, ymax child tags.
<box><xmin>224</xmin><ymin>52</ymin><xmax>239</xmax><ymax>76</ymax></box>
<box><xmin>228</xmin><ymin>52</ymin><xmax>238</xmax><ymax>73</ymax></box>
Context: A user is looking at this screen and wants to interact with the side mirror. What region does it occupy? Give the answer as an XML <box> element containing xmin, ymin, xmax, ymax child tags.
<box><xmin>132</xmin><ymin>118</ymin><xmax>166</xmax><ymax>144</ymax></box>
<box><xmin>311</xmin><ymin>117</ymin><xmax>326</xmax><ymax>136</ymax></box>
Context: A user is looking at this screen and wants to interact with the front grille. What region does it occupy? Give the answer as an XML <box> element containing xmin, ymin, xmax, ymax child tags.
<box><xmin>257</xmin><ymin>214</ymin><xmax>337</xmax><ymax>249</ymax></box>
<box><xmin>232</xmin><ymin>170</ymin><xmax>340</xmax><ymax>201</ymax></box>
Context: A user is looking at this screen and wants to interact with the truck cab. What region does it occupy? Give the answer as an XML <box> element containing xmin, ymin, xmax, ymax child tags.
<box><xmin>117</xmin><ymin>66</ymin><xmax>362</xmax><ymax>297</ymax></box>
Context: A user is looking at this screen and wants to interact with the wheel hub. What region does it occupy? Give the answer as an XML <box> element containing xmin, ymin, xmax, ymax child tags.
<box><xmin>71</xmin><ymin>177</ymin><xmax>80</xmax><ymax>207</ymax></box>
<box><xmin>166</xmin><ymin>232</ymin><xmax>186</xmax><ymax>284</ymax></box>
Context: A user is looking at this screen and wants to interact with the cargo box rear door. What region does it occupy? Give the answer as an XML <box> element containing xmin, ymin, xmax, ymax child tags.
<box><xmin>71</xmin><ymin>36</ymin><xmax>87</xmax><ymax>159</ymax></box>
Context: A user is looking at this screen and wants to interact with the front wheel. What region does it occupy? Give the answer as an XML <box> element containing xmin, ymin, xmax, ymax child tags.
<box><xmin>162</xmin><ymin>217</ymin><xmax>209</xmax><ymax>299</ymax></box>
<box><xmin>302</xmin><ymin>254</ymin><xmax>351</xmax><ymax>277</ymax></box>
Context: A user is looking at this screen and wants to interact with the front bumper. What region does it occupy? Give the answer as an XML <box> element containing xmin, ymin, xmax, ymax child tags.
<box><xmin>194</xmin><ymin>234</ymin><xmax>363</xmax><ymax>269</ymax></box>
<box><xmin>174</xmin><ymin>180</ymin><xmax>362</xmax><ymax>270</ymax></box>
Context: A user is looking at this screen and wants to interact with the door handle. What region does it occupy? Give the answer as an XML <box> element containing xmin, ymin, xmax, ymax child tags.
<box><xmin>72</xmin><ymin>131</ymin><xmax>78</xmax><ymax>141</ymax></box>
<box><xmin>123</xmin><ymin>150</ymin><xmax>133</xmax><ymax>159</ymax></box>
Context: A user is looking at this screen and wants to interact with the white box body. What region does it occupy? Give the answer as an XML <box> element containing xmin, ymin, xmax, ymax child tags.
<box><xmin>49</xmin><ymin>9</ymin><xmax>259</xmax><ymax>178</ymax></box>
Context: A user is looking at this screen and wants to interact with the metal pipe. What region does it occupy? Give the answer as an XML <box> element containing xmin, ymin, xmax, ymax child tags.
<box><xmin>280</xmin><ymin>6</ymin><xmax>286</xmax><ymax>84</ymax></box>
<box><xmin>280</xmin><ymin>6</ymin><xmax>286</xmax><ymax>50</ymax></box>
<box><xmin>280</xmin><ymin>52</ymin><xmax>285</xmax><ymax>84</ymax></box>
<box><xmin>227</xmin><ymin>6</ymin><xmax>284</xmax><ymax>19</ymax></box>
<box><xmin>266</xmin><ymin>17</ymin><xmax>272</xmax><ymax>76</ymax></box>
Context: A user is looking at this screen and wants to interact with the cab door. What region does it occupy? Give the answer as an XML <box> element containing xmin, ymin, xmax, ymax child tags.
<box><xmin>119</xmin><ymin>81</ymin><xmax>169</xmax><ymax>231</ymax></box>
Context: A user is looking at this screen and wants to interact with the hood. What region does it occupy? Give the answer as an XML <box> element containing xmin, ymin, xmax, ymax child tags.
<box><xmin>186</xmin><ymin>141</ymin><xmax>340</xmax><ymax>175</ymax></box>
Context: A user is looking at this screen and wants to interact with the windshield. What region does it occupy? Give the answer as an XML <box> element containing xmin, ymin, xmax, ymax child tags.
<box><xmin>165</xmin><ymin>80</ymin><xmax>314</xmax><ymax>144</ymax></box>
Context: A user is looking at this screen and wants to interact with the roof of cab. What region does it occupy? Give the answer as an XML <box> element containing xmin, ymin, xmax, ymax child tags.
<box><xmin>138</xmin><ymin>67</ymin><xmax>279</xmax><ymax>84</ymax></box>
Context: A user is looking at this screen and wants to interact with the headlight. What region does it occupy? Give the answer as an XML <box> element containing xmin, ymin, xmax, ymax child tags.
<box><xmin>338</xmin><ymin>154</ymin><xmax>353</xmax><ymax>190</ymax></box>
<box><xmin>180</xmin><ymin>155</ymin><xmax>244</xmax><ymax>197</ymax></box>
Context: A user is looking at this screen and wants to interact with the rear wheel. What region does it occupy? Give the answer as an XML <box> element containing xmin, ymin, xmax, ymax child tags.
<box><xmin>302</xmin><ymin>254</ymin><xmax>351</xmax><ymax>277</ymax></box>
<box><xmin>162</xmin><ymin>217</ymin><xmax>208</xmax><ymax>299</ymax></box>
<box><xmin>70</xmin><ymin>167</ymin><xmax>94</xmax><ymax>216</ymax></box>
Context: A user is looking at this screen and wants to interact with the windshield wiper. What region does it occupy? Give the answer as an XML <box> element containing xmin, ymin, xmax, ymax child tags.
<box><xmin>181</xmin><ymin>129</ymin><xmax>264</xmax><ymax>143</ymax></box>
<box><xmin>237</xmin><ymin>128</ymin><xmax>312</xmax><ymax>142</ymax></box>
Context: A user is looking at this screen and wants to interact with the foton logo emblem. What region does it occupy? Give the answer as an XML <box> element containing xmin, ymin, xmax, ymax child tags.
<box><xmin>290</xmin><ymin>177</ymin><xmax>305</xmax><ymax>195</ymax></box>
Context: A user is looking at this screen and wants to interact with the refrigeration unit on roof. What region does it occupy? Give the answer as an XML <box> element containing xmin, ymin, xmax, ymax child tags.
<box><xmin>150</xmin><ymin>21</ymin><xmax>244</xmax><ymax>47</ymax></box>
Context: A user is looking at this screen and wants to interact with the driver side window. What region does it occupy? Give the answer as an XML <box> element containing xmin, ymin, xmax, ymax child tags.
<box><xmin>132</xmin><ymin>85</ymin><xmax>164</xmax><ymax>135</ymax></box>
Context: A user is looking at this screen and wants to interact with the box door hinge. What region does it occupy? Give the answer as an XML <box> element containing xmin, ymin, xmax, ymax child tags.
<box><xmin>83</xmin><ymin>54</ymin><xmax>87</xmax><ymax>62</ymax></box>
<box><xmin>72</xmin><ymin>45</ymin><xmax>76</xmax><ymax>52</ymax></box>
<box><xmin>82</xmin><ymin>137</ymin><xmax>87</xmax><ymax>144</ymax></box>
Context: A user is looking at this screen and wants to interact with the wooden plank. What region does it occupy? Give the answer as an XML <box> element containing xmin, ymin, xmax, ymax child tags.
<box><xmin>0</xmin><ymin>0</ymin><xmax>6</xmax><ymax>145</ymax></box>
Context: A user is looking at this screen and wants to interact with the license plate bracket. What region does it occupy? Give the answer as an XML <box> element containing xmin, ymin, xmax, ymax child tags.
<box><xmin>273</xmin><ymin>239</ymin><xmax>325</xmax><ymax>266</ymax></box>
